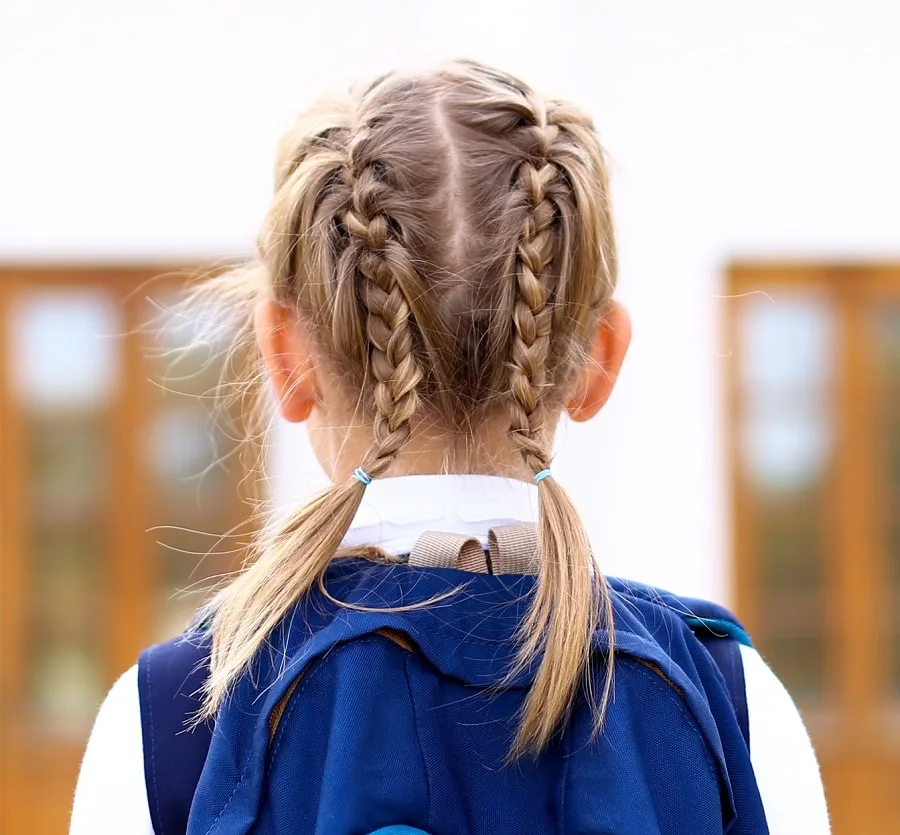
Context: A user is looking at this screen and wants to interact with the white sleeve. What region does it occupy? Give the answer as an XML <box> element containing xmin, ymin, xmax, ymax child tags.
<box><xmin>740</xmin><ymin>645</ymin><xmax>831</xmax><ymax>834</ymax></box>
<box><xmin>69</xmin><ymin>665</ymin><xmax>154</xmax><ymax>835</ymax></box>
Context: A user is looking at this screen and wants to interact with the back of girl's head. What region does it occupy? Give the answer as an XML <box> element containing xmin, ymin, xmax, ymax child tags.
<box><xmin>199</xmin><ymin>60</ymin><xmax>618</xmax><ymax>756</ymax></box>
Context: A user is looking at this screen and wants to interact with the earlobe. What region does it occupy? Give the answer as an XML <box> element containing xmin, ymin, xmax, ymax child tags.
<box><xmin>566</xmin><ymin>300</ymin><xmax>631</xmax><ymax>423</ymax></box>
<box><xmin>254</xmin><ymin>300</ymin><xmax>318</xmax><ymax>424</ymax></box>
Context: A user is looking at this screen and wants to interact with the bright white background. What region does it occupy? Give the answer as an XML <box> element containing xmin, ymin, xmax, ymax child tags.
<box><xmin>3</xmin><ymin>0</ymin><xmax>898</xmax><ymax>600</ymax></box>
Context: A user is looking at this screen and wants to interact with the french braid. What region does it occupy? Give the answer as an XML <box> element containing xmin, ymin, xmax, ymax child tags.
<box><xmin>341</xmin><ymin>143</ymin><xmax>424</xmax><ymax>478</ymax></box>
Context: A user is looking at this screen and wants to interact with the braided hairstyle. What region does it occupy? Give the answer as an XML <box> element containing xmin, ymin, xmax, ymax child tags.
<box><xmin>198</xmin><ymin>62</ymin><xmax>618</xmax><ymax>755</ymax></box>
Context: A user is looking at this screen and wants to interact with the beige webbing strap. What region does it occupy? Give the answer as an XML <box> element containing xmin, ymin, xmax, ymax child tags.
<box><xmin>407</xmin><ymin>524</ymin><xmax>541</xmax><ymax>575</ymax></box>
<box><xmin>408</xmin><ymin>531</ymin><xmax>488</xmax><ymax>571</ymax></box>
<box><xmin>488</xmin><ymin>523</ymin><xmax>540</xmax><ymax>575</ymax></box>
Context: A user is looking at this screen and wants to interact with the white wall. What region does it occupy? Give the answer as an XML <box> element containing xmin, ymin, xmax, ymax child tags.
<box><xmin>3</xmin><ymin>0</ymin><xmax>898</xmax><ymax>600</ymax></box>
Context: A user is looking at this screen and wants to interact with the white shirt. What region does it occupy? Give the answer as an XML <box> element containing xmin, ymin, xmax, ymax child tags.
<box><xmin>70</xmin><ymin>475</ymin><xmax>830</xmax><ymax>834</ymax></box>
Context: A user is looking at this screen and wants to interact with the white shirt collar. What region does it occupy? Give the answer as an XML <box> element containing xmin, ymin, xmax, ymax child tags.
<box><xmin>340</xmin><ymin>474</ymin><xmax>540</xmax><ymax>556</ymax></box>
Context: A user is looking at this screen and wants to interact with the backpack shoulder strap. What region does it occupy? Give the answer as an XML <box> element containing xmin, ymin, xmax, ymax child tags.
<box><xmin>679</xmin><ymin>604</ymin><xmax>752</xmax><ymax>752</ymax></box>
<box><xmin>617</xmin><ymin>580</ymin><xmax>753</xmax><ymax>752</ymax></box>
<box><xmin>138</xmin><ymin>634</ymin><xmax>213</xmax><ymax>835</ymax></box>
<box><xmin>690</xmin><ymin>627</ymin><xmax>750</xmax><ymax>751</ymax></box>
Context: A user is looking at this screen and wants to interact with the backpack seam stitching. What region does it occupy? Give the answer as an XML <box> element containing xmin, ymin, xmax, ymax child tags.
<box><xmin>269</xmin><ymin>641</ymin><xmax>365</xmax><ymax>755</ymax></box>
<box><xmin>203</xmin><ymin>646</ymin><xmax>350</xmax><ymax>835</ymax></box>
<box><xmin>402</xmin><ymin>652</ymin><xmax>432</xmax><ymax>825</ymax></box>
<box><xmin>560</xmin><ymin>710</ymin><xmax>571</xmax><ymax>834</ymax></box>
<box><xmin>200</xmin><ymin>753</ymin><xmax>254</xmax><ymax>835</ymax></box>
<box><xmin>145</xmin><ymin>648</ymin><xmax>166</xmax><ymax>835</ymax></box>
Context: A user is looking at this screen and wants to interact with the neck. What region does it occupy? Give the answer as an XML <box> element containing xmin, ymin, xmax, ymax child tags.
<box><xmin>309</xmin><ymin>411</ymin><xmax>553</xmax><ymax>483</ymax></box>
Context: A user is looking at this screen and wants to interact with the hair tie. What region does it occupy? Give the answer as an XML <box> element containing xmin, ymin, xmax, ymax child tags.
<box><xmin>352</xmin><ymin>467</ymin><xmax>373</xmax><ymax>486</ymax></box>
<box><xmin>534</xmin><ymin>469</ymin><xmax>552</xmax><ymax>484</ymax></box>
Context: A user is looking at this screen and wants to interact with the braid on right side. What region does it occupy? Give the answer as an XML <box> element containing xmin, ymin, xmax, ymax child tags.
<box><xmin>445</xmin><ymin>64</ymin><xmax>617</xmax><ymax>755</ymax></box>
<box><xmin>506</xmin><ymin>146</ymin><xmax>560</xmax><ymax>474</ymax></box>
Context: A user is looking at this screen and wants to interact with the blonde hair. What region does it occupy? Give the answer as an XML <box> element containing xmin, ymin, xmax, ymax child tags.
<box><xmin>195</xmin><ymin>60</ymin><xmax>618</xmax><ymax>756</ymax></box>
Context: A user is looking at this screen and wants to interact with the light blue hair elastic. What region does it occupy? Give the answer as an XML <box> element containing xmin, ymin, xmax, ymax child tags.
<box><xmin>534</xmin><ymin>469</ymin><xmax>553</xmax><ymax>484</ymax></box>
<box><xmin>352</xmin><ymin>467</ymin><xmax>373</xmax><ymax>486</ymax></box>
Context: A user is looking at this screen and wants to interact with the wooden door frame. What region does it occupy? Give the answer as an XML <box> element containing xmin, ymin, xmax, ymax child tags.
<box><xmin>726</xmin><ymin>262</ymin><xmax>900</xmax><ymax>834</ymax></box>
<box><xmin>0</xmin><ymin>263</ymin><xmax>257</xmax><ymax>832</ymax></box>
<box><xmin>727</xmin><ymin>264</ymin><xmax>900</xmax><ymax>686</ymax></box>
<box><xmin>1</xmin><ymin>265</ymin><xmax>190</xmax><ymax>720</ymax></box>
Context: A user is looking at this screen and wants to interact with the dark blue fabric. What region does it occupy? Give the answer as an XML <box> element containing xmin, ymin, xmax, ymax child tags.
<box><xmin>368</xmin><ymin>829</ymin><xmax>431</xmax><ymax>835</ymax></box>
<box><xmin>138</xmin><ymin>633</ymin><xmax>213</xmax><ymax>835</ymax></box>
<box><xmin>140</xmin><ymin>564</ymin><xmax>766</xmax><ymax>835</ymax></box>
<box><xmin>616</xmin><ymin>584</ymin><xmax>752</xmax><ymax>751</ymax></box>
<box><xmin>695</xmin><ymin>629</ymin><xmax>750</xmax><ymax>751</ymax></box>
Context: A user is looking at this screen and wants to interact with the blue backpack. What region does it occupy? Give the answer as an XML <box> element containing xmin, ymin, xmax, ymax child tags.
<box><xmin>139</xmin><ymin>528</ymin><xmax>767</xmax><ymax>835</ymax></box>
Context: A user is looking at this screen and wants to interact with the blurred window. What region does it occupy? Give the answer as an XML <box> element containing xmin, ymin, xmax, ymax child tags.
<box><xmin>11</xmin><ymin>290</ymin><xmax>118</xmax><ymax>736</ymax></box>
<box><xmin>730</xmin><ymin>264</ymin><xmax>900</xmax><ymax>835</ymax></box>
<box><xmin>0</xmin><ymin>267</ymin><xmax>251</xmax><ymax>834</ymax></box>
<box><xmin>737</xmin><ymin>292</ymin><xmax>834</xmax><ymax>702</ymax></box>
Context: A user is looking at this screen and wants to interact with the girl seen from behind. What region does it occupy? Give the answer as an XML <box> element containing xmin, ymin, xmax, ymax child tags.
<box><xmin>71</xmin><ymin>61</ymin><xmax>829</xmax><ymax>834</ymax></box>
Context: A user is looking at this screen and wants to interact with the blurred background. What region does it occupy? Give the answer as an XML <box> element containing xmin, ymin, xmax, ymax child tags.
<box><xmin>1</xmin><ymin>1</ymin><xmax>898</xmax><ymax>832</ymax></box>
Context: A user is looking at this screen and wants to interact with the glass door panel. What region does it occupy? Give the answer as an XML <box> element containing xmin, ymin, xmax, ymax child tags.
<box><xmin>10</xmin><ymin>290</ymin><xmax>119</xmax><ymax>737</ymax></box>
<box><xmin>737</xmin><ymin>292</ymin><xmax>835</xmax><ymax>704</ymax></box>
<box><xmin>0</xmin><ymin>268</ymin><xmax>255</xmax><ymax>835</ymax></box>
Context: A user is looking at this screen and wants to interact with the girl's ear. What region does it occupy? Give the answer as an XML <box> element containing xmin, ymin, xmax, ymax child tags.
<box><xmin>254</xmin><ymin>300</ymin><xmax>319</xmax><ymax>423</ymax></box>
<box><xmin>566</xmin><ymin>300</ymin><xmax>631</xmax><ymax>423</ymax></box>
